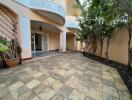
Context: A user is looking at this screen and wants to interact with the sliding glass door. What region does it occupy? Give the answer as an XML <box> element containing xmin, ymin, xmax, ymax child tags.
<box><xmin>31</xmin><ymin>32</ymin><xmax>48</xmax><ymax>54</ymax></box>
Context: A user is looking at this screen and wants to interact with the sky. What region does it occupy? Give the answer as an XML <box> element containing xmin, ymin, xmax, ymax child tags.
<box><xmin>79</xmin><ymin>0</ymin><xmax>84</xmax><ymax>5</ymax></box>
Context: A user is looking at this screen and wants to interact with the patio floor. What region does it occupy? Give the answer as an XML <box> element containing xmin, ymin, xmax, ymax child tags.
<box><xmin>0</xmin><ymin>53</ymin><xmax>131</xmax><ymax>100</ymax></box>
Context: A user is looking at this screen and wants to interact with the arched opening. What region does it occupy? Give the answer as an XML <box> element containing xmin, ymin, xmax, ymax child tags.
<box><xmin>0</xmin><ymin>3</ymin><xmax>18</xmax><ymax>40</ymax></box>
<box><xmin>31</xmin><ymin>20</ymin><xmax>61</xmax><ymax>57</ymax></box>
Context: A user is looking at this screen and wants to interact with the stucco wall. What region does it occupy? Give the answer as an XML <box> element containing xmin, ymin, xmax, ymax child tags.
<box><xmin>66</xmin><ymin>0</ymin><xmax>80</xmax><ymax>16</ymax></box>
<box><xmin>66</xmin><ymin>34</ymin><xmax>75</xmax><ymax>50</ymax></box>
<box><xmin>48</xmin><ymin>31</ymin><xmax>60</xmax><ymax>51</ymax></box>
<box><xmin>85</xmin><ymin>28</ymin><xmax>129</xmax><ymax>65</ymax></box>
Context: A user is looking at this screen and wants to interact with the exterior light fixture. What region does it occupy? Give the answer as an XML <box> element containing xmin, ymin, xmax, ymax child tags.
<box><xmin>39</xmin><ymin>23</ymin><xmax>42</xmax><ymax>30</ymax></box>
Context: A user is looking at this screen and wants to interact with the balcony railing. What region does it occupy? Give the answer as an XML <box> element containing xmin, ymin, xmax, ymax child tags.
<box><xmin>65</xmin><ymin>16</ymin><xmax>80</xmax><ymax>30</ymax></box>
<box><xmin>15</xmin><ymin>0</ymin><xmax>66</xmax><ymax>18</ymax></box>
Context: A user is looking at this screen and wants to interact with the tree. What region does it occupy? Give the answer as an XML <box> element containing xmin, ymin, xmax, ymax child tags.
<box><xmin>77</xmin><ymin>0</ymin><xmax>132</xmax><ymax>69</ymax></box>
<box><xmin>77</xmin><ymin>0</ymin><xmax>119</xmax><ymax>57</ymax></box>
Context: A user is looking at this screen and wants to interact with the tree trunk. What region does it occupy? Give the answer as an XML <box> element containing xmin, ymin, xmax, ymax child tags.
<box><xmin>100</xmin><ymin>37</ymin><xmax>104</xmax><ymax>57</ymax></box>
<box><xmin>106</xmin><ymin>38</ymin><xmax>110</xmax><ymax>60</ymax></box>
<box><xmin>81</xmin><ymin>42</ymin><xmax>83</xmax><ymax>52</ymax></box>
<box><xmin>93</xmin><ymin>37</ymin><xmax>97</xmax><ymax>55</ymax></box>
<box><xmin>128</xmin><ymin>28</ymin><xmax>132</xmax><ymax>69</ymax></box>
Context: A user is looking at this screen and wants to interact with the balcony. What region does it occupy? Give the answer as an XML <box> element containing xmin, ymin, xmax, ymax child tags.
<box><xmin>65</xmin><ymin>16</ymin><xmax>80</xmax><ymax>30</ymax></box>
<box><xmin>15</xmin><ymin>0</ymin><xmax>66</xmax><ymax>25</ymax></box>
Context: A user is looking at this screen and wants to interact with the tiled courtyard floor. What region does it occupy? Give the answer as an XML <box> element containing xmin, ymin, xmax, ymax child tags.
<box><xmin>0</xmin><ymin>53</ymin><xmax>131</xmax><ymax>100</ymax></box>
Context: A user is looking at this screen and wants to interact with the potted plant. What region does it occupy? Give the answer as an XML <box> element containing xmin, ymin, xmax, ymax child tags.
<box><xmin>4</xmin><ymin>39</ymin><xmax>22</xmax><ymax>67</ymax></box>
<box><xmin>0</xmin><ymin>36</ymin><xmax>9</xmax><ymax>68</ymax></box>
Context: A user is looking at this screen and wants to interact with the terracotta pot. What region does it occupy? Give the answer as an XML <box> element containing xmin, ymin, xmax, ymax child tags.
<box><xmin>5</xmin><ymin>57</ymin><xmax>20</xmax><ymax>67</ymax></box>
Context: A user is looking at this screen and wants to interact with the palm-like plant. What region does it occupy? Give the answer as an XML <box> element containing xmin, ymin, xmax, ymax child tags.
<box><xmin>0</xmin><ymin>36</ymin><xmax>9</xmax><ymax>67</ymax></box>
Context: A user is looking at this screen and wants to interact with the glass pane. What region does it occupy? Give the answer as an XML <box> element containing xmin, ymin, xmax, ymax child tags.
<box><xmin>31</xmin><ymin>43</ymin><xmax>34</xmax><ymax>51</ymax></box>
<box><xmin>31</xmin><ymin>34</ymin><xmax>34</xmax><ymax>42</ymax></box>
<box><xmin>43</xmin><ymin>35</ymin><xmax>48</xmax><ymax>43</ymax></box>
<box><xmin>43</xmin><ymin>43</ymin><xmax>48</xmax><ymax>51</ymax></box>
<box><xmin>35</xmin><ymin>33</ymin><xmax>42</xmax><ymax>51</ymax></box>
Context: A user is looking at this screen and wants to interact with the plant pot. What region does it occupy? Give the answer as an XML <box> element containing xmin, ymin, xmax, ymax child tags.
<box><xmin>5</xmin><ymin>57</ymin><xmax>20</xmax><ymax>68</ymax></box>
<box><xmin>0</xmin><ymin>60</ymin><xmax>4</xmax><ymax>68</ymax></box>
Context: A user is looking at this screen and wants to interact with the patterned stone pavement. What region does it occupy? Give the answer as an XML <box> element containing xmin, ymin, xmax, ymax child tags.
<box><xmin>0</xmin><ymin>53</ymin><xmax>131</xmax><ymax>100</ymax></box>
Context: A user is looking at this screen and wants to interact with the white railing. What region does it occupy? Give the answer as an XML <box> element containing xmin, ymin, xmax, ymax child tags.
<box><xmin>15</xmin><ymin>0</ymin><xmax>66</xmax><ymax>18</ymax></box>
<box><xmin>65</xmin><ymin>16</ymin><xmax>80</xmax><ymax>29</ymax></box>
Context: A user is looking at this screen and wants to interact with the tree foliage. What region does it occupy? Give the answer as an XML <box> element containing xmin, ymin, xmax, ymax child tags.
<box><xmin>77</xmin><ymin>0</ymin><xmax>132</xmax><ymax>64</ymax></box>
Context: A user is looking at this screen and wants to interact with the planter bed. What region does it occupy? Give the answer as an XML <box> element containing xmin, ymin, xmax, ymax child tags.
<box><xmin>83</xmin><ymin>52</ymin><xmax>132</xmax><ymax>95</ymax></box>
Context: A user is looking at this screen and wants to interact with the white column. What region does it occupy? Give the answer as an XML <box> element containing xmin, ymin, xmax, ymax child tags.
<box><xmin>74</xmin><ymin>33</ymin><xmax>78</xmax><ymax>51</ymax></box>
<box><xmin>74</xmin><ymin>36</ymin><xmax>77</xmax><ymax>51</ymax></box>
<box><xmin>60</xmin><ymin>31</ymin><xmax>66</xmax><ymax>52</ymax></box>
<box><xmin>19</xmin><ymin>16</ymin><xmax>32</xmax><ymax>59</ymax></box>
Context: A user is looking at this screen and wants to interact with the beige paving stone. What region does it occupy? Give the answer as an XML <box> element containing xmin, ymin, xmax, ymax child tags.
<box><xmin>0</xmin><ymin>88</ymin><xmax>10</xmax><ymax>98</ymax></box>
<box><xmin>10</xmin><ymin>89</ymin><xmax>18</xmax><ymax>99</ymax></box>
<box><xmin>87</xmin><ymin>88</ymin><xmax>102</xmax><ymax>100</ymax></box>
<box><xmin>9</xmin><ymin>81</ymin><xmax>24</xmax><ymax>92</ymax></box>
<box><xmin>54</xmin><ymin>69</ymin><xmax>67</xmax><ymax>76</ymax></box>
<box><xmin>92</xmin><ymin>76</ymin><xmax>102</xmax><ymax>84</ymax></box>
<box><xmin>17</xmin><ymin>91</ymin><xmax>35</xmax><ymax>100</ymax></box>
<box><xmin>75</xmin><ymin>83</ymin><xmax>89</xmax><ymax>94</ymax></box>
<box><xmin>50</xmin><ymin>94</ymin><xmax>64</xmax><ymax>100</ymax></box>
<box><xmin>52</xmin><ymin>80</ymin><xmax>63</xmax><ymax>91</ymax></box>
<box><xmin>103</xmin><ymin>74</ymin><xmax>114</xmax><ymax>81</ymax></box>
<box><xmin>32</xmin><ymin>96</ymin><xmax>40</xmax><ymax>100</ymax></box>
<box><xmin>115</xmin><ymin>82</ymin><xmax>128</xmax><ymax>91</ymax></box>
<box><xmin>65</xmin><ymin>68</ymin><xmax>83</xmax><ymax>77</ymax></box>
<box><xmin>70</xmin><ymin>68</ymin><xmax>83</xmax><ymax>75</ymax></box>
<box><xmin>120</xmin><ymin>91</ymin><xmax>131</xmax><ymax>100</ymax></box>
<box><xmin>65</xmin><ymin>76</ymin><xmax>80</xmax><ymax>88</ymax></box>
<box><xmin>69</xmin><ymin>90</ymin><xmax>85</xmax><ymax>100</ymax></box>
<box><xmin>0</xmin><ymin>83</ymin><xmax>6</xmax><ymax>89</ymax></box>
<box><xmin>23</xmin><ymin>67</ymin><xmax>34</xmax><ymax>73</ymax></box>
<box><xmin>103</xmin><ymin>85</ymin><xmax>119</xmax><ymax>98</ymax></box>
<box><xmin>84</xmin><ymin>70</ymin><xmax>94</xmax><ymax>76</ymax></box>
<box><xmin>26</xmin><ymin>79</ymin><xmax>40</xmax><ymax>89</ymax></box>
<box><xmin>1</xmin><ymin>93</ymin><xmax>15</xmax><ymax>100</ymax></box>
<box><xmin>103</xmin><ymin>93</ymin><xmax>119</xmax><ymax>100</ymax></box>
<box><xmin>43</xmin><ymin>77</ymin><xmax>56</xmax><ymax>86</ymax></box>
<box><xmin>32</xmin><ymin>72</ymin><xmax>43</xmax><ymax>78</ymax></box>
<box><xmin>38</xmin><ymin>88</ymin><xmax>55</xmax><ymax>100</ymax></box>
<box><xmin>111</xmin><ymin>70</ymin><xmax>121</xmax><ymax>79</ymax></box>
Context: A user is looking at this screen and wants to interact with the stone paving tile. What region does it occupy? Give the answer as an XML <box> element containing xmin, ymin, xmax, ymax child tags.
<box><xmin>0</xmin><ymin>93</ymin><xmax>15</xmax><ymax>100</ymax></box>
<box><xmin>26</xmin><ymin>79</ymin><xmax>40</xmax><ymax>89</ymax></box>
<box><xmin>10</xmin><ymin>85</ymin><xmax>30</xmax><ymax>99</ymax></box>
<box><xmin>58</xmin><ymin>85</ymin><xmax>73</xmax><ymax>98</ymax></box>
<box><xmin>0</xmin><ymin>53</ymin><xmax>131</xmax><ymax>100</ymax></box>
<box><xmin>103</xmin><ymin>79</ymin><xmax>115</xmax><ymax>87</ymax></box>
<box><xmin>8</xmin><ymin>81</ymin><xmax>24</xmax><ymax>92</ymax></box>
<box><xmin>103</xmin><ymin>93</ymin><xmax>119</xmax><ymax>100</ymax></box>
<box><xmin>0</xmin><ymin>88</ymin><xmax>10</xmax><ymax>98</ymax></box>
<box><xmin>50</xmin><ymin>94</ymin><xmax>64</xmax><ymax>100</ymax></box>
<box><xmin>37</xmin><ymin>88</ymin><xmax>55</xmax><ymax>100</ymax></box>
<box><xmin>32</xmin><ymin>83</ymin><xmax>47</xmax><ymax>95</ymax></box>
<box><xmin>32</xmin><ymin>96</ymin><xmax>40</xmax><ymax>100</ymax></box>
<box><xmin>17</xmin><ymin>91</ymin><xmax>36</xmax><ymax>100</ymax></box>
<box><xmin>103</xmin><ymin>85</ymin><xmax>119</xmax><ymax>98</ymax></box>
<box><xmin>69</xmin><ymin>90</ymin><xmax>85</xmax><ymax>100</ymax></box>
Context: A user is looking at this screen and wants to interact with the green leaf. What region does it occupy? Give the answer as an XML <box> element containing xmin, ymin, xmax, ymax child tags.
<box><xmin>0</xmin><ymin>43</ymin><xmax>9</xmax><ymax>52</ymax></box>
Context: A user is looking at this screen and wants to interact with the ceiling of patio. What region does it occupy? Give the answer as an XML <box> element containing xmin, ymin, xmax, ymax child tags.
<box><xmin>33</xmin><ymin>9</ymin><xmax>65</xmax><ymax>25</ymax></box>
<box><xmin>31</xmin><ymin>20</ymin><xmax>60</xmax><ymax>32</ymax></box>
<box><xmin>66</xmin><ymin>32</ymin><xmax>76</xmax><ymax>36</ymax></box>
